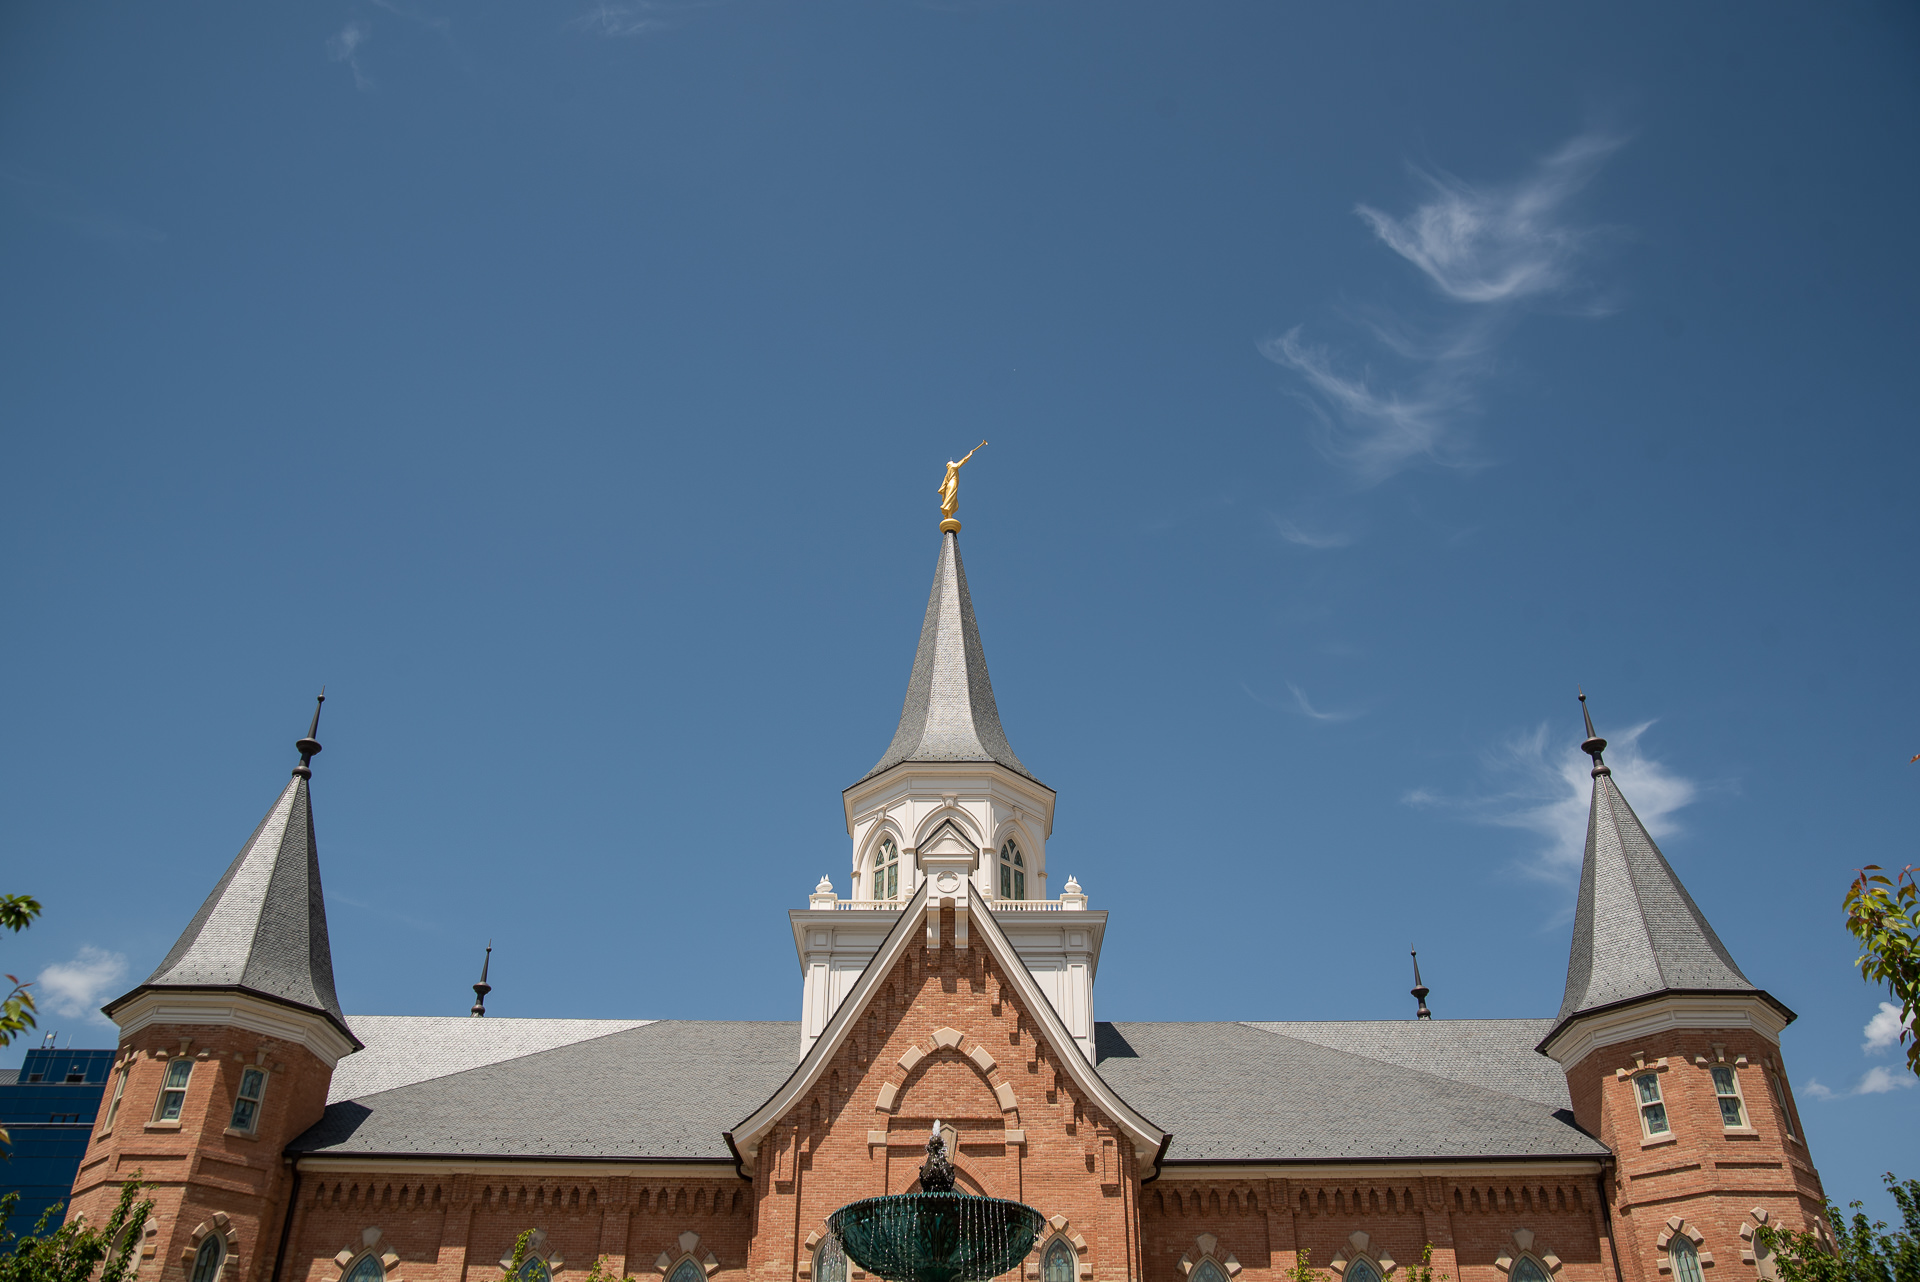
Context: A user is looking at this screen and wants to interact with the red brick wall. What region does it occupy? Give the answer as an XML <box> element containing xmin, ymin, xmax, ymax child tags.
<box><xmin>1566</xmin><ymin>1028</ymin><xmax>1825</xmax><ymax>1282</ymax></box>
<box><xmin>68</xmin><ymin>1021</ymin><xmax>334</xmax><ymax>1282</ymax></box>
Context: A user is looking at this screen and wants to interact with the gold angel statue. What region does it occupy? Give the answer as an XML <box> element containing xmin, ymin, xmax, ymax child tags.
<box><xmin>938</xmin><ymin>441</ymin><xmax>987</xmax><ymax>521</ymax></box>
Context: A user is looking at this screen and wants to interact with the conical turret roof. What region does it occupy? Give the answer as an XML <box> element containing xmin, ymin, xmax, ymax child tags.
<box><xmin>856</xmin><ymin>530</ymin><xmax>1041</xmax><ymax>787</ymax></box>
<box><xmin>106</xmin><ymin>704</ymin><xmax>354</xmax><ymax>1043</ymax></box>
<box><xmin>1552</xmin><ymin>754</ymin><xmax>1780</xmax><ymax>1035</ymax></box>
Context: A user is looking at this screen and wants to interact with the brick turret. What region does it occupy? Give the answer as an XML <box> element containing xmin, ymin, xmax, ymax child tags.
<box><xmin>70</xmin><ymin>696</ymin><xmax>360</xmax><ymax>1282</ymax></box>
<box><xmin>1539</xmin><ymin>697</ymin><xmax>1822</xmax><ymax>1282</ymax></box>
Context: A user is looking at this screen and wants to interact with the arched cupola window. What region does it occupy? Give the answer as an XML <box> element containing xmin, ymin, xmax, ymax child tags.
<box><xmin>345</xmin><ymin>1258</ymin><xmax>385</xmax><ymax>1282</ymax></box>
<box><xmin>873</xmin><ymin>838</ymin><xmax>899</xmax><ymax>900</ymax></box>
<box><xmin>1346</xmin><ymin>1261</ymin><xmax>1383</xmax><ymax>1282</ymax></box>
<box><xmin>999</xmin><ymin>840</ymin><xmax>1025</xmax><ymax>900</ymax></box>
<box><xmin>189</xmin><ymin>1238</ymin><xmax>224</xmax><ymax>1282</ymax></box>
<box><xmin>1043</xmin><ymin>1240</ymin><xmax>1075</xmax><ymax>1282</ymax></box>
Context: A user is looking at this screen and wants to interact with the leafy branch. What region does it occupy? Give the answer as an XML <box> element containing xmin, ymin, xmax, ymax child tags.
<box><xmin>1754</xmin><ymin>1173</ymin><xmax>1919</xmax><ymax>1282</ymax></box>
<box><xmin>1845</xmin><ymin>866</ymin><xmax>1920</xmax><ymax>1079</ymax></box>
<box><xmin>0</xmin><ymin>1174</ymin><xmax>154</xmax><ymax>1282</ymax></box>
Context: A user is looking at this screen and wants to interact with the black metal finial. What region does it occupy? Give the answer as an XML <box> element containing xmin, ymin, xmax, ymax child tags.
<box><xmin>471</xmin><ymin>941</ymin><xmax>492</xmax><ymax>1017</ymax></box>
<box><xmin>1578</xmin><ymin>688</ymin><xmax>1611</xmax><ymax>778</ymax></box>
<box><xmin>293</xmin><ymin>688</ymin><xmax>326</xmax><ymax>779</ymax></box>
<box><xmin>1410</xmin><ymin>947</ymin><xmax>1432</xmax><ymax>1020</ymax></box>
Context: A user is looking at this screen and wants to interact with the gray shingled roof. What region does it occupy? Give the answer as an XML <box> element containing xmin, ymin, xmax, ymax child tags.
<box><xmin>291</xmin><ymin>1022</ymin><xmax>799</xmax><ymax>1160</ymax></box>
<box><xmin>293</xmin><ymin>1016</ymin><xmax>1602</xmax><ymax>1165</ymax></box>
<box><xmin>1554</xmin><ymin>772</ymin><xmax>1758</xmax><ymax>1030</ymax></box>
<box><xmin>330</xmin><ymin>1016</ymin><xmax>654</xmax><ymax>1103</ymax></box>
<box><xmin>856</xmin><ymin>531</ymin><xmax>1040</xmax><ymax>787</ymax></box>
<box><xmin>1098</xmin><ymin>1022</ymin><xmax>1605</xmax><ymax>1163</ymax></box>
<box><xmin>109</xmin><ymin>775</ymin><xmax>351</xmax><ymax>1038</ymax></box>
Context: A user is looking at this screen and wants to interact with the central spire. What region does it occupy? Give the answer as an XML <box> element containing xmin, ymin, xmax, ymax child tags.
<box><xmin>857</xmin><ymin>530</ymin><xmax>1038</xmax><ymax>786</ymax></box>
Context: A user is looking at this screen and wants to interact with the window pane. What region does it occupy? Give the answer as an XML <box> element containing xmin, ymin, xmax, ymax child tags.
<box><xmin>1348</xmin><ymin>1262</ymin><xmax>1382</xmax><ymax>1282</ymax></box>
<box><xmin>1014</xmin><ymin>850</ymin><xmax>1023</xmax><ymax>867</ymax></box>
<box><xmin>347</xmin><ymin>1258</ymin><xmax>385</xmax><ymax>1282</ymax></box>
<box><xmin>886</xmin><ymin>865</ymin><xmax>897</xmax><ymax>898</ymax></box>
<box><xmin>1643</xmin><ymin>1102</ymin><xmax>1670</xmax><ymax>1135</ymax></box>
<box><xmin>1514</xmin><ymin>1260</ymin><xmax>1550</xmax><ymax>1282</ymax></box>
<box><xmin>1193</xmin><ymin>1263</ymin><xmax>1228</xmax><ymax>1282</ymax></box>
<box><xmin>240</xmin><ymin>1068</ymin><xmax>265</xmax><ymax>1100</ymax></box>
<box><xmin>231</xmin><ymin>1098</ymin><xmax>257</xmax><ymax>1130</ymax></box>
<box><xmin>1670</xmin><ymin>1240</ymin><xmax>1704</xmax><ymax>1282</ymax></box>
<box><xmin>166</xmin><ymin>1061</ymin><xmax>193</xmax><ymax>1089</ymax></box>
<box><xmin>1710</xmin><ymin>1067</ymin><xmax>1736</xmax><ymax>1094</ymax></box>
<box><xmin>518</xmin><ymin>1261</ymin><xmax>551</xmax><ymax>1282</ymax></box>
<box><xmin>1044</xmin><ymin>1242</ymin><xmax>1075</xmax><ymax>1282</ymax></box>
<box><xmin>1001</xmin><ymin>864</ymin><xmax>1011</xmax><ymax>898</ymax></box>
<box><xmin>1013</xmin><ymin>870</ymin><xmax>1024</xmax><ymax>900</ymax></box>
<box><xmin>816</xmin><ymin>1243</ymin><xmax>848</xmax><ymax>1282</ymax></box>
<box><xmin>670</xmin><ymin>1261</ymin><xmax>704</xmax><ymax>1282</ymax></box>
<box><xmin>1718</xmin><ymin>1097</ymin><xmax>1745</xmax><ymax>1127</ymax></box>
<box><xmin>190</xmin><ymin>1239</ymin><xmax>222</xmax><ymax>1282</ymax></box>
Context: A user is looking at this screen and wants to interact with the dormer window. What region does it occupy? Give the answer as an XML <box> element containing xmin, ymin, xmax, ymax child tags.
<box><xmin>873</xmin><ymin>838</ymin><xmax>899</xmax><ymax>900</ymax></box>
<box><xmin>999</xmin><ymin>840</ymin><xmax>1025</xmax><ymax>900</ymax></box>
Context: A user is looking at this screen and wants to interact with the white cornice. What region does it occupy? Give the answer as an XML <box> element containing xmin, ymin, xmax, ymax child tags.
<box><xmin>294</xmin><ymin>1157</ymin><xmax>740</xmax><ymax>1178</ymax></box>
<box><xmin>1540</xmin><ymin>993</ymin><xmax>1790</xmax><ymax>1072</ymax></box>
<box><xmin>110</xmin><ymin>990</ymin><xmax>360</xmax><ymax>1067</ymax></box>
<box><xmin>1155</xmin><ymin>1158</ymin><xmax>1607</xmax><ymax>1182</ymax></box>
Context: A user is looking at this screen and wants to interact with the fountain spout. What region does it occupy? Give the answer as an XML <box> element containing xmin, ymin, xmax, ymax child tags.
<box><xmin>919</xmin><ymin>1122</ymin><xmax>957</xmax><ymax>1193</ymax></box>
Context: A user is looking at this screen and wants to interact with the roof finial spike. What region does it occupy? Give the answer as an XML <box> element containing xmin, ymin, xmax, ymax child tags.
<box><xmin>1410</xmin><ymin>946</ymin><xmax>1432</xmax><ymax>1020</ymax></box>
<box><xmin>1577</xmin><ymin>688</ymin><xmax>1611</xmax><ymax>778</ymax></box>
<box><xmin>470</xmin><ymin>940</ymin><xmax>493</xmax><ymax>1017</ymax></box>
<box><xmin>293</xmin><ymin>687</ymin><xmax>326</xmax><ymax>779</ymax></box>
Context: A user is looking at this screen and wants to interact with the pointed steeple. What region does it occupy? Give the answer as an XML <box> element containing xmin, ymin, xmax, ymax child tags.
<box><xmin>857</xmin><ymin>530</ymin><xmax>1039</xmax><ymax>786</ymax></box>
<box><xmin>106</xmin><ymin>694</ymin><xmax>354</xmax><ymax>1042</ymax></box>
<box><xmin>1552</xmin><ymin>694</ymin><xmax>1775</xmax><ymax>1033</ymax></box>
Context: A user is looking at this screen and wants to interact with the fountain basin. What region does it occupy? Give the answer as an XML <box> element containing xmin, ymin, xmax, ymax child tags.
<box><xmin>828</xmin><ymin>1191</ymin><xmax>1044</xmax><ymax>1282</ymax></box>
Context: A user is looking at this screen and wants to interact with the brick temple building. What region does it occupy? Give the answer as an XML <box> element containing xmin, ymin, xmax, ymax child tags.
<box><xmin>65</xmin><ymin>519</ymin><xmax>1826</xmax><ymax>1282</ymax></box>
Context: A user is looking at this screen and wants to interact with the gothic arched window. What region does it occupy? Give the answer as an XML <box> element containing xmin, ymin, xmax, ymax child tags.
<box><xmin>1193</xmin><ymin>1262</ymin><xmax>1228</xmax><ymax>1282</ymax></box>
<box><xmin>189</xmin><ymin>1238</ymin><xmax>224</xmax><ymax>1282</ymax></box>
<box><xmin>814</xmin><ymin>1242</ymin><xmax>847</xmax><ymax>1282</ymax></box>
<box><xmin>999</xmin><ymin>840</ymin><xmax>1025</xmax><ymax>900</ymax></box>
<box><xmin>873</xmin><ymin>838</ymin><xmax>899</xmax><ymax>900</ymax></box>
<box><xmin>1669</xmin><ymin>1238</ymin><xmax>1704</xmax><ymax>1282</ymax></box>
<box><xmin>346</xmin><ymin>1257</ymin><xmax>385</xmax><ymax>1282</ymax></box>
<box><xmin>1043</xmin><ymin>1240</ymin><xmax>1075</xmax><ymax>1282</ymax></box>
<box><xmin>1346</xmin><ymin>1261</ymin><xmax>1383</xmax><ymax>1282</ymax></box>
<box><xmin>1513</xmin><ymin>1259</ymin><xmax>1550</xmax><ymax>1282</ymax></box>
<box><xmin>669</xmin><ymin>1261</ymin><xmax>704</xmax><ymax>1282</ymax></box>
<box><xmin>516</xmin><ymin>1261</ymin><xmax>551</xmax><ymax>1282</ymax></box>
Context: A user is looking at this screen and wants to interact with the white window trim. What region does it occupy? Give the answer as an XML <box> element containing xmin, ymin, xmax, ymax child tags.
<box><xmin>1633</xmin><ymin>1069</ymin><xmax>1672</xmax><ymax>1141</ymax></box>
<box><xmin>1708</xmin><ymin>1063</ymin><xmax>1750</xmax><ymax>1131</ymax></box>
<box><xmin>99</xmin><ymin>1059</ymin><xmax>130</xmax><ymax>1136</ymax></box>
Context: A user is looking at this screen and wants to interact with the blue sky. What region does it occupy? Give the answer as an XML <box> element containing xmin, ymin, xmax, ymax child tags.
<box><xmin>3</xmin><ymin>0</ymin><xmax>1917</xmax><ymax>1218</ymax></box>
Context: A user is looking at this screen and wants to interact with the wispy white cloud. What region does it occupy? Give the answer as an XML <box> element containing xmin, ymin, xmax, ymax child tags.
<box><xmin>1805</xmin><ymin>1065</ymin><xmax>1917</xmax><ymax>1100</ymax></box>
<box><xmin>1264</xmin><ymin>130</ymin><xmax>1622</xmax><ymax>484</ymax></box>
<box><xmin>1356</xmin><ymin>134</ymin><xmax>1622</xmax><ymax>305</ymax></box>
<box><xmin>1863</xmin><ymin>1001</ymin><xmax>1913</xmax><ymax>1054</ymax></box>
<box><xmin>327</xmin><ymin>20</ymin><xmax>373</xmax><ymax>90</ymax></box>
<box><xmin>569</xmin><ymin>2</ymin><xmax>679</xmax><ymax>36</ymax></box>
<box><xmin>35</xmin><ymin>946</ymin><xmax>128</xmax><ymax>1023</ymax></box>
<box><xmin>1287</xmin><ymin>682</ymin><xmax>1362</xmax><ymax>723</ymax></box>
<box><xmin>1271</xmin><ymin>516</ymin><xmax>1352</xmax><ymax>549</ymax></box>
<box><xmin>1406</xmin><ymin>718</ymin><xmax>1697</xmax><ymax>881</ymax></box>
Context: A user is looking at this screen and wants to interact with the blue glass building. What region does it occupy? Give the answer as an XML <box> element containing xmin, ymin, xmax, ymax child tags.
<box><xmin>0</xmin><ymin>1047</ymin><xmax>114</xmax><ymax>1242</ymax></box>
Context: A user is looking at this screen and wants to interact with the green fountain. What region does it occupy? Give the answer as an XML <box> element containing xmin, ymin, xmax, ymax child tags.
<box><xmin>825</xmin><ymin>1123</ymin><xmax>1045</xmax><ymax>1282</ymax></box>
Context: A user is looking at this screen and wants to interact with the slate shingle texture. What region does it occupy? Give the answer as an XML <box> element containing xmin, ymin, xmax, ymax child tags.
<box><xmin>858</xmin><ymin>530</ymin><xmax>1039</xmax><ymax>786</ymax></box>
<box><xmin>1556</xmin><ymin>773</ymin><xmax>1755</xmax><ymax>1027</ymax></box>
<box><xmin>122</xmin><ymin>775</ymin><xmax>349</xmax><ymax>1033</ymax></box>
